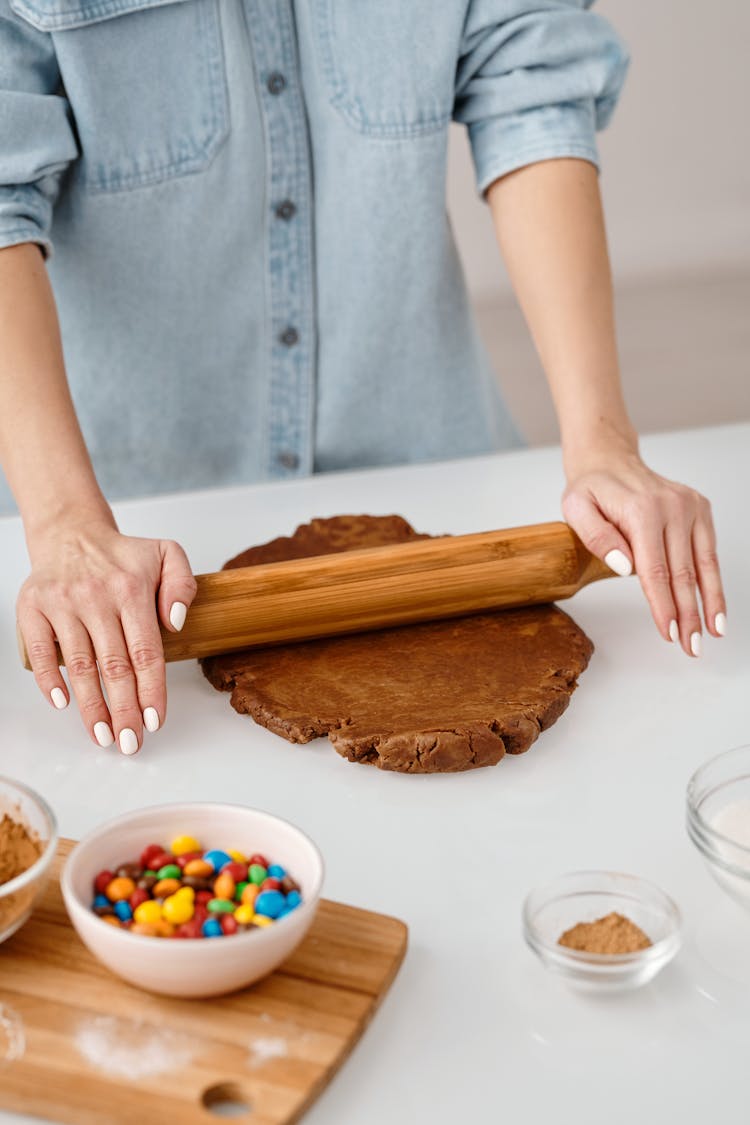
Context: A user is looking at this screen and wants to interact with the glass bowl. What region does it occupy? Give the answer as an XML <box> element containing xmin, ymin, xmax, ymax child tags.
<box><xmin>687</xmin><ymin>745</ymin><xmax>750</xmax><ymax>911</ymax></box>
<box><xmin>0</xmin><ymin>777</ymin><xmax>58</xmax><ymax>944</ymax></box>
<box><xmin>523</xmin><ymin>871</ymin><xmax>682</xmax><ymax>992</ymax></box>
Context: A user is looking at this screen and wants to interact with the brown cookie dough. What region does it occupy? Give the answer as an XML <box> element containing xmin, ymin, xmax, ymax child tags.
<box><xmin>201</xmin><ymin>516</ymin><xmax>594</xmax><ymax>773</ymax></box>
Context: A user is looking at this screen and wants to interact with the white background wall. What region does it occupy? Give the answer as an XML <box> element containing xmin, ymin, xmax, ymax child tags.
<box><xmin>447</xmin><ymin>0</ymin><xmax>750</xmax><ymax>301</ymax></box>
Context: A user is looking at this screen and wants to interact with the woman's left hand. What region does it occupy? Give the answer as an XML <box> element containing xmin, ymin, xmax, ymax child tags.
<box><xmin>562</xmin><ymin>439</ymin><xmax>726</xmax><ymax>656</ymax></box>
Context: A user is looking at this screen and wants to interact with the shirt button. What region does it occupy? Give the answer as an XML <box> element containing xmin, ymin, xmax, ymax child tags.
<box><xmin>279</xmin><ymin>326</ymin><xmax>299</xmax><ymax>347</ymax></box>
<box><xmin>267</xmin><ymin>72</ymin><xmax>286</xmax><ymax>96</ymax></box>
<box><xmin>277</xmin><ymin>452</ymin><xmax>300</xmax><ymax>470</ymax></box>
<box><xmin>275</xmin><ymin>200</ymin><xmax>297</xmax><ymax>221</ymax></box>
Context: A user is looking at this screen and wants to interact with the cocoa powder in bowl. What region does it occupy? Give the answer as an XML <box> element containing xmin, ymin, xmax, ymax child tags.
<box><xmin>558</xmin><ymin>911</ymin><xmax>652</xmax><ymax>955</ymax></box>
<box><xmin>0</xmin><ymin>813</ymin><xmax>43</xmax><ymax>935</ymax></box>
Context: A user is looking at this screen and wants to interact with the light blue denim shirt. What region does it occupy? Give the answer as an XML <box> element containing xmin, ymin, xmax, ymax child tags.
<box><xmin>0</xmin><ymin>0</ymin><xmax>628</xmax><ymax>513</ymax></box>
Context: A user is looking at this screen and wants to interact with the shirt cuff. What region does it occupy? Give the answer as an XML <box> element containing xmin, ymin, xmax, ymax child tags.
<box><xmin>469</xmin><ymin>99</ymin><xmax>600</xmax><ymax>197</ymax></box>
<box><xmin>0</xmin><ymin>225</ymin><xmax>52</xmax><ymax>258</ymax></box>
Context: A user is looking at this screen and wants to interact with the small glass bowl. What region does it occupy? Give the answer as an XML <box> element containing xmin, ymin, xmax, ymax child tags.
<box><xmin>687</xmin><ymin>745</ymin><xmax>750</xmax><ymax>912</ymax></box>
<box><xmin>523</xmin><ymin>871</ymin><xmax>682</xmax><ymax>992</ymax></box>
<box><xmin>0</xmin><ymin>777</ymin><xmax>58</xmax><ymax>944</ymax></box>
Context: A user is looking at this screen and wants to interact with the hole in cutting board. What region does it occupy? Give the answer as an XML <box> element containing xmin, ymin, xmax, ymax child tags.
<box><xmin>201</xmin><ymin>1082</ymin><xmax>253</xmax><ymax>1117</ymax></box>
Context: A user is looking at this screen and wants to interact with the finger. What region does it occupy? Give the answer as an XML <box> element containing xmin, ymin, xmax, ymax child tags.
<box><xmin>664</xmin><ymin>518</ymin><xmax>702</xmax><ymax>657</ymax></box>
<box><xmin>85</xmin><ymin>615</ymin><xmax>144</xmax><ymax>755</ymax></box>
<box><xmin>55</xmin><ymin>620</ymin><xmax>115</xmax><ymax>748</ymax></box>
<box><xmin>628</xmin><ymin>521</ymin><xmax>680</xmax><ymax>644</ymax></box>
<box><xmin>563</xmin><ymin>491</ymin><xmax>633</xmax><ymax>576</ymax></box>
<box><xmin>120</xmin><ymin>595</ymin><xmax>167</xmax><ymax>733</ymax></box>
<box><xmin>19</xmin><ymin>609</ymin><xmax>69</xmax><ymax>710</ymax></box>
<box><xmin>692</xmin><ymin>501</ymin><xmax>726</xmax><ymax>638</ymax></box>
<box><xmin>156</xmin><ymin>540</ymin><xmax>198</xmax><ymax>633</ymax></box>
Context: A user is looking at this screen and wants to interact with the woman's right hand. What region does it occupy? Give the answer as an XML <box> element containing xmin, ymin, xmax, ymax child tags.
<box><xmin>16</xmin><ymin>513</ymin><xmax>197</xmax><ymax>755</ymax></box>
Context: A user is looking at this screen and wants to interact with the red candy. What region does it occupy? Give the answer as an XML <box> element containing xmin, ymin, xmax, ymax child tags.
<box><xmin>140</xmin><ymin>843</ymin><xmax>165</xmax><ymax>870</ymax></box>
<box><xmin>224</xmin><ymin>862</ymin><xmax>248</xmax><ymax>883</ymax></box>
<box><xmin>129</xmin><ymin>887</ymin><xmax>150</xmax><ymax>911</ymax></box>
<box><xmin>195</xmin><ymin>890</ymin><xmax>212</xmax><ymax>906</ymax></box>
<box><xmin>193</xmin><ymin>904</ymin><xmax>209</xmax><ymax>924</ymax></box>
<box><xmin>220</xmin><ymin>914</ymin><xmax>238</xmax><ymax>936</ymax></box>
<box><xmin>175</xmin><ymin>850</ymin><xmax>202</xmax><ymax>870</ymax></box>
<box><xmin>261</xmin><ymin>877</ymin><xmax>282</xmax><ymax>892</ymax></box>
<box><xmin>148</xmin><ymin>851</ymin><xmax>175</xmax><ymax>871</ymax></box>
<box><xmin>176</xmin><ymin>918</ymin><xmax>204</xmax><ymax>939</ymax></box>
<box><xmin>248</xmin><ymin>854</ymin><xmax>269</xmax><ymax>869</ymax></box>
<box><xmin>94</xmin><ymin>870</ymin><xmax>114</xmax><ymax>895</ymax></box>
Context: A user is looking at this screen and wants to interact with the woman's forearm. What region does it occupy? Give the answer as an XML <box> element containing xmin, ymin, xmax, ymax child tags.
<box><xmin>486</xmin><ymin>158</ymin><xmax>637</xmax><ymax>473</ymax></box>
<box><xmin>0</xmin><ymin>243</ymin><xmax>112</xmax><ymax>545</ymax></box>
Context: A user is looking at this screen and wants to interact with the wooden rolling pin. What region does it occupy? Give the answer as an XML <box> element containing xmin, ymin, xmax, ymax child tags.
<box><xmin>18</xmin><ymin>521</ymin><xmax>614</xmax><ymax>668</ymax></box>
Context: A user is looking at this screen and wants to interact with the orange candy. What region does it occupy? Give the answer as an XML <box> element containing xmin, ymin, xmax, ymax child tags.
<box><xmin>101</xmin><ymin>914</ymin><xmax>121</xmax><ymax>927</ymax></box>
<box><xmin>213</xmin><ymin>872</ymin><xmax>236</xmax><ymax>901</ymax></box>
<box><xmin>240</xmin><ymin>883</ymin><xmax>259</xmax><ymax>908</ymax></box>
<box><xmin>130</xmin><ymin>922</ymin><xmax>159</xmax><ymax>936</ymax></box>
<box><xmin>105</xmin><ymin>876</ymin><xmax>136</xmax><ymax>902</ymax></box>
<box><xmin>153</xmin><ymin>878</ymin><xmax>181</xmax><ymax>898</ymax></box>
<box><xmin>183</xmin><ymin>859</ymin><xmax>214</xmax><ymax>878</ymax></box>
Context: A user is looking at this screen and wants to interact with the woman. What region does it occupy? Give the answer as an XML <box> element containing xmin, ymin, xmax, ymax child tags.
<box><xmin>0</xmin><ymin>0</ymin><xmax>726</xmax><ymax>756</ymax></box>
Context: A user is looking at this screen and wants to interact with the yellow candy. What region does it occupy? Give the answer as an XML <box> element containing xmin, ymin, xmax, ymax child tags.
<box><xmin>234</xmin><ymin>904</ymin><xmax>255</xmax><ymax>925</ymax></box>
<box><xmin>133</xmin><ymin>900</ymin><xmax>163</xmax><ymax>926</ymax></box>
<box><xmin>227</xmin><ymin>849</ymin><xmax>247</xmax><ymax>863</ymax></box>
<box><xmin>170</xmin><ymin>835</ymin><xmax>201</xmax><ymax>856</ymax></box>
<box><xmin>252</xmin><ymin>915</ymin><xmax>273</xmax><ymax>928</ymax></box>
<box><xmin>162</xmin><ymin>892</ymin><xmax>194</xmax><ymax>925</ymax></box>
<box><xmin>175</xmin><ymin>885</ymin><xmax>195</xmax><ymax>898</ymax></box>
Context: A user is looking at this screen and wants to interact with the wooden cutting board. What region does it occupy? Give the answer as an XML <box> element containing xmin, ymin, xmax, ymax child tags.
<box><xmin>0</xmin><ymin>840</ymin><xmax>408</xmax><ymax>1125</ymax></box>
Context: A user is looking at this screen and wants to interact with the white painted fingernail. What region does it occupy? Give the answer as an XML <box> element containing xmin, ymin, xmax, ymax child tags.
<box><xmin>94</xmin><ymin>721</ymin><xmax>114</xmax><ymax>748</ymax></box>
<box><xmin>50</xmin><ymin>687</ymin><xmax>68</xmax><ymax>710</ymax></box>
<box><xmin>668</xmin><ymin>619</ymin><xmax>679</xmax><ymax>644</ymax></box>
<box><xmin>690</xmin><ymin>632</ymin><xmax>702</xmax><ymax>658</ymax></box>
<box><xmin>169</xmin><ymin>601</ymin><xmax>187</xmax><ymax>631</ymax></box>
<box><xmin>143</xmin><ymin>707</ymin><xmax>160</xmax><ymax>733</ymax></box>
<box><xmin>119</xmin><ymin>728</ymin><xmax>139</xmax><ymax>756</ymax></box>
<box><xmin>715</xmin><ymin>612</ymin><xmax>726</xmax><ymax>637</ymax></box>
<box><xmin>604</xmin><ymin>549</ymin><xmax>633</xmax><ymax>578</ymax></box>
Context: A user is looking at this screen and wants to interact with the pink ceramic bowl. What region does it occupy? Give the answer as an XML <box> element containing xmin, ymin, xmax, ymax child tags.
<box><xmin>61</xmin><ymin>802</ymin><xmax>324</xmax><ymax>998</ymax></box>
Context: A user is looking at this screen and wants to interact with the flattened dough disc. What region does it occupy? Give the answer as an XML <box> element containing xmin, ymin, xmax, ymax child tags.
<box><xmin>201</xmin><ymin>515</ymin><xmax>594</xmax><ymax>774</ymax></box>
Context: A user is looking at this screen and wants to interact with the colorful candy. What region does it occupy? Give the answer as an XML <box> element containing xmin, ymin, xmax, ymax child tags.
<box><xmin>90</xmin><ymin>837</ymin><xmax>303</xmax><ymax>939</ymax></box>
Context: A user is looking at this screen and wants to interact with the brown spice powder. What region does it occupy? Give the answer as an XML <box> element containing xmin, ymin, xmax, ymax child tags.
<box><xmin>558</xmin><ymin>911</ymin><xmax>652</xmax><ymax>955</ymax></box>
<box><xmin>0</xmin><ymin>813</ymin><xmax>41</xmax><ymax>886</ymax></box>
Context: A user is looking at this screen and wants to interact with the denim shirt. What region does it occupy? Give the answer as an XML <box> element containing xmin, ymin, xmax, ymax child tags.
<box><xmin>0</xmin><ymin>0</ymin><xmax>628</xmax><ymax>512</ymax></box>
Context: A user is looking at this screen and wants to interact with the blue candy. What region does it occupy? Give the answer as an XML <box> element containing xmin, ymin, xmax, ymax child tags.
<box><xmin>267</xmin><ymin>864</ymin><xmax>286</xmax><ymax>879</ymax></box>
<box><xmin>254</xmin><ymin>890</ymin><xmax>286</xmax><ymax>919</ymax></box>
<box><xmin>202</xmin><ymin>918</ymin><xmax>223</xmax><ymax>938</ymax></box>
<box><xmin>114</xmin><ymin>900</ymin><xmax>133</xmax><ymax>922</ymax></box>
<box><xmin>285</xmin><ymin>890</ymin><xmax>302</xmax><ymax>910</ymax></box>
<box><xmin>93</xmin><ymin>894</ymin><xmax>110</xmax><ymax>909</ymax></box>
<box><xmin>203</xmin><ymin>849</ymin><xmax>233</xmax><ymax>873</ymax></box>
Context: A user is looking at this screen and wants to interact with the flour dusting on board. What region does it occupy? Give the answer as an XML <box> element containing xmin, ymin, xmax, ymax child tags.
<box><xmin>0</xmin><ymin>1003</ymin><xmax>25</xmax><ymax>1065</ymax></box>
<box><xmin>75</xmin><ymin>1015</ymin><xmax>195</xmax><ymax>1079</ymax></box>
<box><xmin>248</xmin><ymin>1035</ymin><xmax>288</xmax><ymax>1068</ymax></box>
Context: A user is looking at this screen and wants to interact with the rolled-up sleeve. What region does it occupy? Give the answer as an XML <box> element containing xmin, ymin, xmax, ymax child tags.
<box><xmin>0</xmin><ymin>0</ymin><xmax>78</xmax><ymax>255</ymax></box>
<box><xmin>453</xmin><ymin>0</ymin><xmax>629</xmax><ymax>195</ymax></box>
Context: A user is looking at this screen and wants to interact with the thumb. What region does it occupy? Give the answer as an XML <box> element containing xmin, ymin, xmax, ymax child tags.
<box><xmin>562</xmin><ymin>490</ymin><xmax>634</xmax><ymax>577</ymax></box>
<box><xmin>156</xmin><ymin>540</ymin><xmax>198</xmax><ymax>632</ymax></box>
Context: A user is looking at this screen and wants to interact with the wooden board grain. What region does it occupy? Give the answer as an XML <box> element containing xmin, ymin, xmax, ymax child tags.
<box><xmin>0</xmin><ymin>840</ymin><xmax>407</xmax><ymax>1125</ymax></box>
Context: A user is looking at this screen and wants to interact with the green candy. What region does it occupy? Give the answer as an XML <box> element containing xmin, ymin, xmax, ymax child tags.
<box><xmin>156</xmin><ymin>863</ymin><xmax>181</xmax><ymax>880</ymax></box>
<box><xmin>248</xmin><ymin>864</ymin><xmax>267</xmax><ymax>885</ymax></box>
<box><xmin>207</xmin><ymin>897</ymin><xmax>236</xmax><ymax>914</ymax></box>
<box><xmin>235</xmin><ymin>880</ymin><xmax>249</xmax><ymax>902</ymax></box>
<box><xmin>143</xmin><ymin>869</ymin><xmax>158</xmax><ymax>878</ymax></box>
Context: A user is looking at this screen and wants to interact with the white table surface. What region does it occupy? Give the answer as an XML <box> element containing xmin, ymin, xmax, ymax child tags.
<box><xmin>1</xmin><ymin>423</ymin><xmax>749</xmax><ymax>1125</ymax></box>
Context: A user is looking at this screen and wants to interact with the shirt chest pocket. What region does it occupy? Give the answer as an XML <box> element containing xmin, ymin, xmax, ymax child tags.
<box><xmin>312</xmin><ymin>0</ymin><xmax>458</xmax><ymax>138</ymax></box>
<box><xmin>10</xmin><ymin>0</ymin><xmax>229</xmax><ymax>193</ymax></box>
